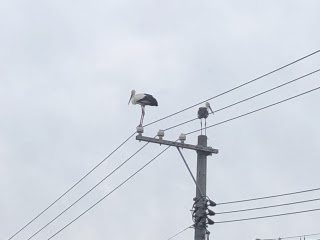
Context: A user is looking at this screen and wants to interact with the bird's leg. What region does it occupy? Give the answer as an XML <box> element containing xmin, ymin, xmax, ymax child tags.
<box><xmin>139</xmin><ymin>112</ymin><xmax>143</xmax><ymax>127</ymax></box>
<box><xmin>141</xmin><ymin>106</ymin><xmax>145</xmax><ymax>126</ymax></box>
<box><xmin>205</xmin><ymin>118</ymin><xmax>207</xmax><ymax>136</ymax></box>
<box><xmin>138</xmin><ymin>106</ymin><xmax>144</xmax><ymax>127</ymax></box>
<box><xmin>200</xmin><ymin>119</ymin><xmax>203</xmax><ymax>135</ymax></box>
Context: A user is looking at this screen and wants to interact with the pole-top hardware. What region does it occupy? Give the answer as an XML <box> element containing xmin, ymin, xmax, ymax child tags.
<box><xmin>136</xmin><ymin>135</ymin><xmax>218</xmax><ymax>154</ymax></box>
<box><xmin>136</xmin><ymin>126</ymin><xmax>144</xmax><ymax>135</ymax></box>
<box><xmin>157</xmin><ymin>130</ymin><xmax>165</xmax><ymax>139</ymax></box>
<box><xmin>179</xmin><ymin>133</ymin><xmax>187</xmax><ymax>143</ymax></box>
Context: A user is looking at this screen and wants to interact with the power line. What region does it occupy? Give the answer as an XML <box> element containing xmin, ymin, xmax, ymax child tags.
<box><xmin>164</xmin><ymin>68</ymin><xmax>320</xmax><ymax>131</ymax></box>
<box><xmin>7</xmin><ymin>131</ymin><xmax>136</xmax><ymax>240</ymax></box>
<box><xmin>46</xmin><ymin>145</ymin><xmax>171</xmax><ymax>240</ymax></box>
<box><xmin>216</xmin><ymin>186</ymin><xmax>320</xmax><ymax>206</ymax></box>
<box><xmin>216</xmin><ymin>197</ymin><xmax>320</xmax><ymax>215</ymax></box>
<box><xmin>24</xmin><ymin>142</ymin><xmax>150</xmax><ymax>240</ymax></box>
<box><xmin>281</xmin><ymin>233</ymin><xmax>320</xmax><ymax>240</ymax></box>
<box><xmin>258</xmin><ymin>232</ymin><xmax>320</xmax><ymax>240</ymax></box>
<box><xmin>215</xmin><ymin>207</ymin><xmax>320</xmax><ymax>224</ymax></box>
<box><xmin>167</xmin><ymin>225</ymin><xmax>193</xmax><ymax>240</ymax></box>
<box><xmin>143</xmin><ymin>49</ymin><xmax>320</xmax><ymax>128</ymax></box>
<box><xmin>186</xmin><ymin>85</ymin><xmax>320</xmax><ymax>136</ymax></box>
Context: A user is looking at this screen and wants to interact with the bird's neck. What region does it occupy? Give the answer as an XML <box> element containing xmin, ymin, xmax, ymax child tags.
<box><xmin>131</xmin><ymin>97</ymin><xmax>137</xmax><ymax>105</ymax></box>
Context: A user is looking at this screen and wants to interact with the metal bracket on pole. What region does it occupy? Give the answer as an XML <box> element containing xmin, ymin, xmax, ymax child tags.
<box><xmin>136</xmin><ymin>135</ymin><xmax>218</xmax><ymax>155</ymax></box>
<box><xmin>176</xmin><ymin>147</ymin><xmax>204</xmax><ymax>197</ymax></box>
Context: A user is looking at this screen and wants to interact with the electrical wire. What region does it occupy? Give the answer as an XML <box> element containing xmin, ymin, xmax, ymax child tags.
<box><xmin>216</xmin><ymin>197</ymin><xmax>320</xmax><ymax>215</ymax></box>
<box><xmin>167</xmin><ymin>225</ymin><xmax>193</xmax><ymax>240</ymax></box>
<box><xmin>216</xmin><ymin>186</ymin><xmax>320</xmax><ymax>206</ymax></box>
<box><xmin>7</xmin><ymin>131</ymin><xmax>136</xmax><ymax>240</ymax></box>
<box><xmin>185</xmin><ymin>85</ymin><xmax>320</xmax><ymax>136</ymax></box>
<box><xmin>164</xmin><ymin>68</ymin><xmax>320</xmax><ymax>131</ymax></box>
<box><xmin>215</xmin><ymin>207</ymin><xmax>320</xmax><ymax>224</ymax></box>
<box><xmin>46</xmin><ymin>145</ymin><xmax>171</xmax><ymax>240</ymax></box>
<box><xmin>257</xmin><ymin>232</ymin><xmax>320</xmax><ymax>240</ymax></box>
<box><xmin>280</xmin><ymin>233</ymin><xmax>320</xmax><ymax>240</ymax></box>
<box><xmin>24</xmin><ymin>142</ymin><xmax>150</xmax><ymax>240</ymax></box>
<box><xmin>168</xmin><ymin>229</ymin><xmax>320</xmax><ymax>240</ymax></box>
<box><xmin>143</xmin><ymin>49</ymin><xmax>320</xmax><ymax>128</ymax></box>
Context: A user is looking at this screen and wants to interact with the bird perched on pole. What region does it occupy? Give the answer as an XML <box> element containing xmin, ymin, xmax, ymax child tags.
<box><xmin>128</xmin><ymin>89</ymin><xmax>158</xmax><ymax>127</ymax></box>
<box><xmin>198</xmin><ymin>102</ymin><xmax>214</xmax><ymax>135</ymax></box>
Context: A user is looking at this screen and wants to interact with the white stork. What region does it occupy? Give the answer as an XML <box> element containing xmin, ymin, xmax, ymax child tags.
<box><xmin>198</xmin><ymin>102</ymin><xmax>214</xmax><ymax>135</ymax></box>
<box><xmin>128</xmin><ymin>89</ymin><xmax>158</xmax><ymax>127</ymax></box>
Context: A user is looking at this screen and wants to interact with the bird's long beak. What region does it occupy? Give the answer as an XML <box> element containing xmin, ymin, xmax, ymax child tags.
<box><xmin>208</xmin><ymin>105</ymin><xmax>214</xmax><ymax>114</ymax></box>
<box><xmin>128</xmin><ymin>93</ymin><xmax>133</xmax><ymax>105</ymax></box>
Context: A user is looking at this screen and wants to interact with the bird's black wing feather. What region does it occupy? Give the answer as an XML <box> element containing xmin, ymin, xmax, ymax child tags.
<box><xmin>137</xmin><ymin>94</ymin><xmax>158</xmax><ymax>106</ymax></box>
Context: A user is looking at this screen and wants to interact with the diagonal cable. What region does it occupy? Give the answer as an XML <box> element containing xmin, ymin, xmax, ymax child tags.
<box><xmin>216</xmin><ymin>197</ymin><xmax>320</xmax><ymax>214</ymax></box>
<box><xmin>46</xmin><ymin>145</ymin><xmax>171</xmax><ymax>240</ymax></box>
<box><xmin>144</xmin><ymin>50</ymin><xmax>320</xmax><ymax>128</ymax></box>
<box><xmin>185</xmin><ymin>85</ymin><xmax>320</xmax><ymax>136</ymax></box>
<box><xmin>176</xmin><ymin>147</ymin><xmax>204</xmax><ymax>197</ymax></box>
<box><xmin>25</xmin><ymin>141</ymin><xmax>149</xmax><ymax>240</ymax></box>
<box><xmin>215</xmin><ymin>207</ymin><xmax>320</xmax><ymax>224</ymax></box>
<box><xmin>167</xmin><ymin>225</ymin><xmax>193</xmax><ymax>240</ymax></box>
<box><xmin>7</xmin><ymin>131</ymin><xmax>135</xmax><ymax>240</ymax></box>
<box><xmin>216</xmin><ymin>187</ymin><xmax>320</xmax><ymax>206</ymax></box>
<box><xmin>164</xmin><ymin>68</ymin><xmax>320</xmax><ymax>131</ymax></box>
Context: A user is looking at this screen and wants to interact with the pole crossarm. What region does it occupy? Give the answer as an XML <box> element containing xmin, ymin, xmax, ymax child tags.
<box><xmin>136</xmin><ymin>135</ymin><xmax>218</xmax><ymax>155</ymax></box>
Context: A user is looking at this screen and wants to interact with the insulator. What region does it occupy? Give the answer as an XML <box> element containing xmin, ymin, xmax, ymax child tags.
<box><xmin>207</xmin><ymin>199</ymin><xmax>216</xmax><ymax>207</ymax></box>
<box><xmin>157</xmin><ymin>130</ymin><xmax>164</xmax><ymax>139</ymax></box>
<box><xmin>179</xmin><ymin>133</ymin><xmax>186</xmax><ymax>143</ymax></box>
<box><xmin>207</xmin><ymin>209</ymin><xmax>215</xmax><ymax>216</ymax></box>
<box><xmin>136</xmin><ymin>126</ymin><xmax>144</xmax><ymax>135</ymax></box>
<box><xmin>207</xmin><ymin>217</ymin><xmax>215</xmax><ymax>225</ymax></box>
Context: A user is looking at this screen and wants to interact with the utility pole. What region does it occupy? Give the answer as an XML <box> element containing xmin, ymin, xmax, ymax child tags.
<box><xmin>136</xmin><ymin>128</ymin><xmax>218</xmax><ymax>240</ymax></box>
<box><xmin>194</xmin><ymin>135</ymin><xmax>208</xmax><ymax>240</ymax></box>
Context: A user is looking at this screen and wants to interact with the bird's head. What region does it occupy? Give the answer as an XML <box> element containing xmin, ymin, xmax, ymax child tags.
<box><xmin>205</xmin><ymin>102</ymin><xmax>214</xmax><ymax>114</ymax></box>
<box><xmin>128</xmin><ymin>89</ymin><xmax>136</xmax><ymax>104</ymax></box>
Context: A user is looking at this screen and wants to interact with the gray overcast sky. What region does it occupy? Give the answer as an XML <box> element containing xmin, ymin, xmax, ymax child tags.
<box><xmin>1</xmin><ymin>1</ymin><xmax>320</xmax><ymax>240</ymax></box>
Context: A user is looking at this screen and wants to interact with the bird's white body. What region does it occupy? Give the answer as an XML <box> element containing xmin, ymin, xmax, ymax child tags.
<box><xmin>130</xmin><ymin>93</ymin><xmax>147</xmax><ymax>105</ymax></box>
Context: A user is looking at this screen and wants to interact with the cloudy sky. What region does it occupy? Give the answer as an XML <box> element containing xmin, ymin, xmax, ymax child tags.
<box><xmin>1</xmin><ymin>1</ymin><xmax>320</xmax><ymax>240</ymax></box>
